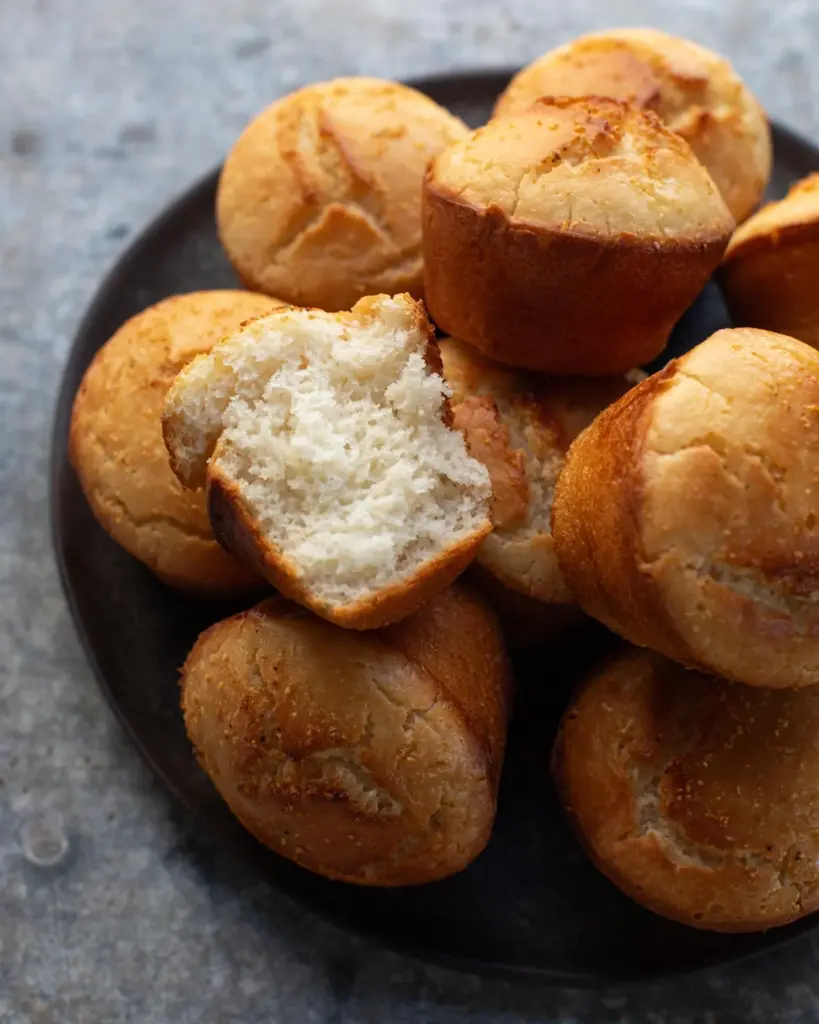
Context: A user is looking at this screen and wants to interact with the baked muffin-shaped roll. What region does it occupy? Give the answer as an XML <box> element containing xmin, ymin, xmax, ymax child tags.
<box><xmin>217</xmin><ymin>78</ymin><xmax>468</xmax><ymax>312</ymax></box>
<box><xmin>554</xmin><ymin>647</ymin><xmax>819</xmax><ymax>931</ymax></box>
<box><xmin>552</xmin><ymin>327</ymin><xmax>819</xmax><ymax>689</ymax></box>
<box><xmin>721</xmin><ymin>174</ymin><xmax>819</xmax><ymax>348</ymax></box>
<box><xmin>439</xmin><ymin>336</ymin><xmax>640</xmax><ymax>609</ymax></box>
<box><xmin>68</xmin><ymin>291</ymin><xmax>280</xmax><ymax>594</ymax></box>
<box><xmin>182</xmin><ymin>586</ymin><xmax>513</xmax><ymax>886</ymax></box>
<box><xmin>163</xmin><ymin>295</ymin><xmax>491</xmax><ymax>630</ymax></box>
<box><xmin>423</xmin><ymin>97</ymin><xmax>734</xmax><ymax>375</ymax></box>
<box><xmin>495</xmin><ymin>28</ymin><xmax>771</xmax><ymax>222</ymax></box>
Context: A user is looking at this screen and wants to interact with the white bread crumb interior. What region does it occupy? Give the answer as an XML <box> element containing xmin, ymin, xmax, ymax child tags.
<box><xmin>164</xmin><ymin>295</ymin><xmax>491</xmax><ymax>605</ymax></box>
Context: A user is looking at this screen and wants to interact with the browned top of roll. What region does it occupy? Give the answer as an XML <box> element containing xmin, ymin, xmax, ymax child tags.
<box><xmin>640</xmin><ymin>328</ymin><xmax>819</xmax><ymax>663</ymax></box>
<box><xmin>552</xmin><ymin>325</ymin><xmax>819</xmax><ymax>689</ymax></box>
<box><xmin>554</xmin><ymin>647</ymin><xmax>819</xmax><ymax>930</ymax></box>
<box><xmin>724</xmin><ymin>173</ymin><xmax>819</xmax><ymax>261</ymax></box>
<box><xmin>217</xmin><ymin>77</ymin><xmax>468</xmax><ymax>311</ymax></box>
<box><xmin>428</xmin><ymin>95</ymin><xmax>733</xmax><ymax>245</ymax></box>
<box><xmin>494</xmin><ymin>28</ymin><xmax>771</xmax><ymax>222</ymax></box>
<box><xmin>181</xmin><ymin>585</ymin><xmax>513</xmax><ymax>886</ymax></box>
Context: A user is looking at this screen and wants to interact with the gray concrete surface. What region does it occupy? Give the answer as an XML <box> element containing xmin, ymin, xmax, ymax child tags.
<box><xmin>3</xmin><ymin>0</ymin><xmax>819</xmax><ymax>1020</ymax></box>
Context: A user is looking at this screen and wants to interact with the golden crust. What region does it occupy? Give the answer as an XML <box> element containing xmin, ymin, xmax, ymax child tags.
<box><xmin>68</xmin><ymin>291</ymin><xmax>282</xmax><ymax>594</ymax></box>
<box><xmin>495</xmin><ymin>28</ymin><xmax>772</xmax><ymax>222</ymax></box>
<box><xmin>552</xmin><ymin>327</ymin><xmax>819</xmax><ymax>689</ymax></box>
<box><xmin>451</xmin><ymin>396</ymin><xmax>529</xmax><ymax>531</ymax></box>
<box><xmin>721</xmin><ymin>175</ymin><xmax>819</xmax><ymax>348</ymax></box>
<box><xmin>423</xmin><ymin>96</ymin><xmax>734</xmax><ymax>374</ymax></box>
<box><xmin>726</xmin><ymin>174</ymin><xmax>819</xmax><ymax>253</ymax></box>
<box><xmin>180</xmin><ymin>585</ymin><xmax>513</xmax><ymax>886</ymax></box>
<box><xmin>553</xmin><ymin>647</ymin><xmax>819</xmax><ymax>931</ymax></box>
<box><xmin>440</xmin><ymin>336</ymin><xmax>640</xmax><ymax>603</ymax></box>
<box><xmin>434</xmin><ymin>96</ymin><xmax>731</xmax><ymax>239</ymax></box>
<box><xmin>216</xmin><ymin>77</ymin><xmax>468</xmax><ymax>312</ymax></box>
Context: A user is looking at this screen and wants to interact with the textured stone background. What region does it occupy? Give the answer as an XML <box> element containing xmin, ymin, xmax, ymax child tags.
<box><xmin>3</xmin><ymin>1</ymin><xmax>819</xmax><ymax>1021</ymax></box>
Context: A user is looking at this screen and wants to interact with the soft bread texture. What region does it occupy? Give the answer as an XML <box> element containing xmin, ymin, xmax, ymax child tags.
<box><xmin>423</xmin><ymin>96</ymin><xmax>734</xmax><ymax>374</ymax></box>
<box><xmin>551</xmin><ymin>327</ymin><xmax>819</xmax><ymax>689</ymax></box>
<box><xmin>68</xmin><ymin>291</ymin><xmax>281</xmax><ymax>594</ymax></box>
<box><xmin>163</xmin><ymin>295</ymin><xmax>492</xmax><ymax>629</ymax></box>
<box><xmin>553</xmin><ymin>648</ymin><xmax>819</xmax><ymax>931</ymax></box>
<box><xmin>721</xmin><ymin>174</ymin><xmax>819</xmax><ymax>348</ymax></box>
<box><xmin>181</xmin><ymin>586</ymin><xmax>513</xmax><ymax>886</ymax></box>
<box><xmin>439</xmin><ymin>336</ymin><xmax>640</xmax><ymax>605</ymax></box>
<box><xmin>217</xmin><ymin>78</ymin><xmax>468</xmax><ymax>312</ymax></box>
<box><xmin>494</xmin><ymin>28</ymin><xmax>772</xmax><ymax>222</ymax></box>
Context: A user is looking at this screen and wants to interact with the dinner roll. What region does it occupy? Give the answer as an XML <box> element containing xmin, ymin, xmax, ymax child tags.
<box><xmin>721</xmin><ymin>174</ymin><xmax>819</xmax><ymax>348</ymax></box>
<box><xmin>68</xmin><ymin>291</ymin><xmax>280</xmax><ymax>594</ymax></box>
<box><xmin>163</xmin><ymin>295</ymin><xmax>491</xmax><ymax>630</ymax></box>
<box><xmin>423</xmin><ymin>96</ymin><xmax>734</xmax><ymax>374</ymax></box>
<box><xmin>217</xmin><ymin>78</ymin><xmax>468</xmax><ymax>311</ymax></box>
<box><xmin>553</xmin><ymin>647</ymin><xmax>819</xmax><ymax>931</ymax></box>
<box><xmin>181</xmin><ymin>586</ymin><xmax>513</xmax><ymax>886</ymax></box>
<box><xmin>552</xmin><ymin>327</ymin><xmax>819</xmax><ymax>689</ymax></box>
<box><xmin>495</xmin><ymin>28</ymin><xmax>771</xmax><ymax>222</ymax></box>
<box><xmin>439</xmin><ymin>336</ymin><xmax>640</xmax><ymax>606</ymax></box>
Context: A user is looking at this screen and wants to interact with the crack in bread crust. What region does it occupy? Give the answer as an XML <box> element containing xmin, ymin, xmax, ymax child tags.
<box><xmin>494</xmin><ymin>29</ymin><xmax>771</xmax><ymax>222</ymax></box>
<box><xmin>554</xmin><ymin>650</ymin><xmax>819</xmax><ymax>929</ymax></box>
<box><xmin>628</xmin><ymin>719</ymin><xmax>812</xmax><ymax>915</ymax></box>
<box><xmin>218</xmin><ymin>79</ymin><xmax>467</xmax><ymax>309</ymax></box>
<box><xmin>242</xmin><ymin>633</ymin><xmax>448</xmax><ymax>832</ymax></box>
<box><xmin>270</xmin><ymin>93</ymin><xmax>395</xmax><ymax>255</ymax></box>
<box><xmin>181</xmin><ymin>593</ymin><xmax>508</xmax><ymax>885</ymax></box>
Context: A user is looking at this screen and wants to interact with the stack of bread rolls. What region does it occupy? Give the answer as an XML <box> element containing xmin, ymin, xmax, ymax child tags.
<box><xmin>72</xmin><ymin>79</ymin><xmax>514</xmax><ymax>888</ymax></box>
<box><xmin>70</xmin><ymin>30</ymin><xmax>819</xmax><ymax>931</ymax></box>
<box><xmin>551</xmin><ymin>326</ymin><xmax>819</xmax><ymax>930</ymax></box>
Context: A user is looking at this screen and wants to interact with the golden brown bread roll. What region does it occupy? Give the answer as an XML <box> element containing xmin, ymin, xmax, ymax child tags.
<box><xmin>721</xmin><ymin>174</ymin><xmax>819</xmax><ymax>348</ymax></box>
<box><xmin>68</xmin><ymin>291</ymin><xmax>281</xmax><ymax>594</ymax></box>
<box><xmin>553</xmin><ymin>647</ymin><xmax>819</xmax><ymax>931</ymax></box>
<box><xmin>217</xmin><ymin>78</ymin><xmax>468</xmax><ymax>312</ymax></box>
<box><xmin>181</xmin><ymin>586</ymin><xmax>513</xmax><ymax>886</ymax></box>
<box><xmin>495</xmin><ymin>28</ymin><xmax>771</xmax><ymax>222</ymax></box>
<box><xmin>162</xmin><ymin>296</ymin><xmax>491</xmax><ymax>630</ymax></box>
<box><xmin>439</xmin><ymin>336</ymin><xmax>640</xmax><ymax>607</ymax></box>
<box><xmin>551</xmin><ymin>327</ymin><xmax>819</xmax><ymax>689</ymax></box>
<box><xmin>423</xmin><ymin>96</ymin><xmax>734</xmax><ymax>374</ymax></box>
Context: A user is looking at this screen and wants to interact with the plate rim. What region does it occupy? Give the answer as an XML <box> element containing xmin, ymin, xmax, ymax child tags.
<box><xmin>48</xmin><ymin>67</ymin><xmax>819</xmax><ymax>987</ymax></box>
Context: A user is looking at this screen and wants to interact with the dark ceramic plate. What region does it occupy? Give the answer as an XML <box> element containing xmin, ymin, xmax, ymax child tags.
<box><xmin>51</xmin><ymin>70</ymin><xmax>819</xmax><ymax>985</ymax></box>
